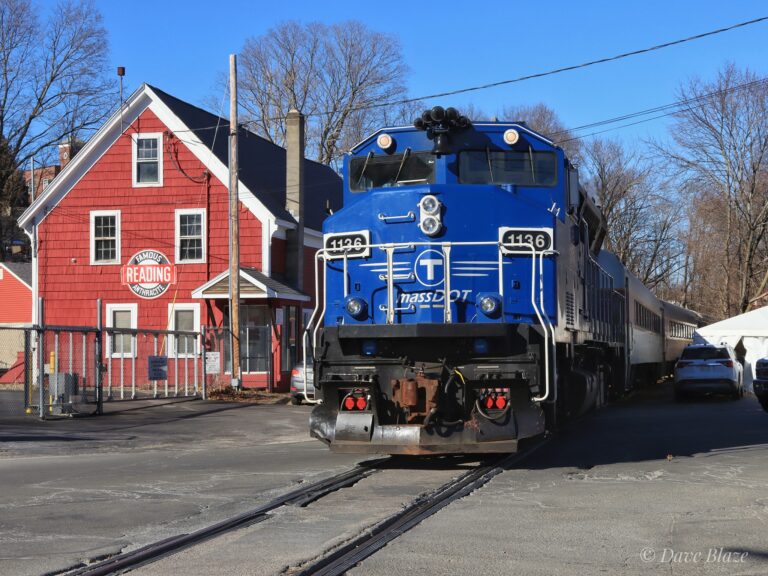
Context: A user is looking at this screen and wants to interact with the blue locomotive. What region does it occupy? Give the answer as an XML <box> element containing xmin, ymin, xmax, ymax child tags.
<box><xmin>305</xmin><ymin>107</ymin><xmax>699</xmax><ymax>454</ymax></box>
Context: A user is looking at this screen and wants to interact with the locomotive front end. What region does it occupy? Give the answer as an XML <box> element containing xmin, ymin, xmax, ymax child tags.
<box><xmin>307</xmin><ymin>108</ymin><xmax>567</xmax><ymax>454</ymax></box>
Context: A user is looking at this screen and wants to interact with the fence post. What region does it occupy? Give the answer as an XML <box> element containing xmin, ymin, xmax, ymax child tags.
<box><xmin>37</xmin><ymin>297</ymin><xmax>45</xmax><ymax>419</ymax></box>
<box><xmin>95</xmin><ymin>299</ymin><xmax>103</xmax><ymax>415</ymax></box>
<box><xmin>23</xmin><ymin>329</ymin><xmax>30</xmax><ymax>413</ymax></box>
<box><xmin>201</xmin><ymin>325</ymin><xmax>207</xmax><ymax>400</ymax></box>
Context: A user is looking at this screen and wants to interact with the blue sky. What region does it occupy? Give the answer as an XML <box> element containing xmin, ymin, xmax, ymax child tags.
<box><xmin>87</xmin><ymin>1</ymin><xmax>767</xmax><ymax>145</ymax></box>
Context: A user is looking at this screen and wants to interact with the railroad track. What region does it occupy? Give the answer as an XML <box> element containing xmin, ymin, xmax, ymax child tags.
<box><xmin>55</xmin><ymin>440</ymin><xmax>548</xmax><ymax>576</ymax></box>
<box><xmin>292</xmin><ymin>439</ymin><xmax>549</xmax><ymax>576</ymax></box>
<box><xmin>57</xmin><ymin>460</ymin><xmax>386</xmax><ymax>576</ymax></box>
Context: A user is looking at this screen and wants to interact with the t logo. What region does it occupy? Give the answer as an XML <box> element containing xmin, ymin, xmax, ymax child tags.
<box><xmin>414</xmin><ymin>249</ymin><xmax>444</xmax><ymax>287</ymax></box>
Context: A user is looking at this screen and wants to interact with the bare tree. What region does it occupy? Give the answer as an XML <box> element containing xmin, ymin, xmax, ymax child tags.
<box><xmin>500</xmin><ymin>102</ymin><xmax>582</xmax><ymax>162</ymax></box>
<box><xmin>0</xmin><ymin>0</ymin><xmax>113</xmax><ymax>167</ymax></box>
<box><xmin>663</xmin><ymin>64</ymin><xmax>768</xmax><ymax>315</ymax></box>
<box><xmin>238</xmin><ymin>20</ymin><xmax>409</xmax><ymax>166</ymax></box>
<box><xmin>582</xmin><ymin>137</ymin><xmax>684</xmax><ymax>290</ymax></box>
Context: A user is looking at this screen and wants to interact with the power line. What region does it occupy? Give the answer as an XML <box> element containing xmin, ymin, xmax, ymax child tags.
<box><xmin>171</xmin><ymin>17</ymin><xmax>768</xmax><ymax>135</ymax></box>
<box><xmin>285</xmin><ymin>15</ymin><xmax>768</xmax><ymax>118</ymax></box>
<box><xmin>554</xmin><ymin>76</ymin><xmax>768</xmax><ymax>144</ymax></box>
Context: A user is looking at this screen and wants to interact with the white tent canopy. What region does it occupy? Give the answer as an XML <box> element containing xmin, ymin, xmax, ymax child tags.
<box><xmin>695</xmin><ymin>306</ymin><xmax>768</xmax><ymax>391</ymax></box>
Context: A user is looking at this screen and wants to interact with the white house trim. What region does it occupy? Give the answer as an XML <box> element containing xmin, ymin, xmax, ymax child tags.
<box><xmin>145</xmin><ymin>87</ymin><xmax>275</xmax><ymax>275</ymax></box>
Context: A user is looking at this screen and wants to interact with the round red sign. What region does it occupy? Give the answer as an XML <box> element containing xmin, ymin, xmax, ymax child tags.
<box><xmin>121</xmin><ymin>250</ymin><xmax>177</xmax><ymax>299</ymax></box>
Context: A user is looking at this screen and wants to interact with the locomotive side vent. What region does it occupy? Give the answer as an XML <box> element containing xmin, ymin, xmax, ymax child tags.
<box><xmin>566</xmin><ymin>291</ymin><xmax>575</xmax><ymax>326</ymax></box>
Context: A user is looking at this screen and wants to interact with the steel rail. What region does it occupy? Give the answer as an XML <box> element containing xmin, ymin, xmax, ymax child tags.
<box><xmin>294</xmin><ymin>438</ymin><xmax>550</xmax><ymax>576</ymax></box>
<box><xmin>59</xmin><ymin>461</ymin><xmax>386</xmax><ymax>576</ymax></box>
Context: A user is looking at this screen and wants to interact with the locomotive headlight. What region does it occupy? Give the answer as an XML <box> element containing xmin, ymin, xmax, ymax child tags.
<box><xmin>419</xmin><ymin>195</ymin><xmax>441</xmax><ymax>215</ymax></box>
<box><xmin>345</xmin><ymin>296</ymin><xmax>368</xmax><ymax>319</ymax></box>
<box><xmin>420</xmin><ymin>215</ymin><xmax>441</xmax><ymax>236</ymax></box>
<box><xmin>478</xmin><ymin>294</ymin><xmax>501</xmax><ymax>317</ymax></box>
<box><xmin>503</xmin><ymin>129</ymin><xmax>520</xmax><ymax>146</ymax></box>
<box><xmin>376</xmin><ymin>133</ymin><xmax>394</xmax><ymax>151</ymax></box>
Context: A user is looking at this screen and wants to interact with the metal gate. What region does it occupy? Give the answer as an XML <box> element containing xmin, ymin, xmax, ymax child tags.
<box><xmin>0</xmin><ymin>323</ymin><xmax>206</xmax><ymax>419</ymax></box>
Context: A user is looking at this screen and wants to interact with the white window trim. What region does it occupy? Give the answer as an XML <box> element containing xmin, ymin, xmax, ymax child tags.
<box><xmin>175</xmin><ymin>208</ymin><xmax>207</xmax><ymax>264</ymax></box>
<box><xmin>90</xmin><ymin>210</ymin><xmax>121</xmax><ymax>265</ymax></box>
<box><xmin>131</xmin><ymin>132</ymin><xmax>164</xmax><ymax>187</ymax></box>
<box><xmin>106</xmin><ymin>303</ymin><xmax>137</xmax><ymax>359</ymax></box>
<box><xmin>168</xmin><ymin>303</ymin><xmax>200</xmax><ymax>358</ymax></box>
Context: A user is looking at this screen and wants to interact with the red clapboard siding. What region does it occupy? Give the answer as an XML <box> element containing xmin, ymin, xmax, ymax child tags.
<box><xmin>0</xmin><ymin>266</ymin><xmax>32</xmax><ymax>323</ymax></box>
<box><xmin>37</xmin><ymin>108</ymin><xmax>263</xmax><ymax>330</ymax></box>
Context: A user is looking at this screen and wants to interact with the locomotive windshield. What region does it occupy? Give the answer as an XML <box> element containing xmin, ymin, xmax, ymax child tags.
<box><xmin>349</xmin><ymin>151</ymin><xmax>435</xmax><ymax>192</ymax></box>
<box><xmin>458</xmin><ymin>150</ymin><xmax>557</xmax><ymax>186</ymax></box>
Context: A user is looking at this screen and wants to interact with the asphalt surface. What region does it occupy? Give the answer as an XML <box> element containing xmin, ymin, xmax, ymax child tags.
<box><xmin>0</xmin><ymin>396</ymin><xmax>367</xmax><ymax>576</ymax></box>
<box><xmin>1</xmin><ymin>386</ymin><xmax>766</xmax><ymax>576</ymax></box>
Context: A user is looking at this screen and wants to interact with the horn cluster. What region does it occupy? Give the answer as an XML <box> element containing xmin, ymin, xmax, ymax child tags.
<box><xmin>413</xmin><ymin>106</ymin><xmax>471</xmax><ymax>155</ymax></box>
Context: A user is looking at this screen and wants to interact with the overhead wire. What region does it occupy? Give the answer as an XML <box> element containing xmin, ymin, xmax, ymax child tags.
<box><xmin>554</xmin><ymin>76</ymin><xmax>768</xmax><ymax>144</ymax></box>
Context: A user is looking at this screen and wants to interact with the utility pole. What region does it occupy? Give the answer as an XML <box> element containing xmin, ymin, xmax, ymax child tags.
<box><xmin>228</xmin><ymin>54</ymin><xmax>241</xmax><ymax>387</ymax></box>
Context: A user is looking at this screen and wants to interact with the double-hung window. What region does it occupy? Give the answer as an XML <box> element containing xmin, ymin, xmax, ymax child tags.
<box><xmin>106</xmin><ymin>304</ymin><xmax>137</xmax><ymax>358</ymax></box>
<box><xmin>168</xmin><ymin>304</ymin><xmax>200</xmax><ymax>357</ymax></box>
<box><xmin>175</xmin><ymin>209</ymin><xmax>206</xmax><ymax>263</ymax></box>
<box><xmin>90</xmin><ymin>210</ymin><xmax>121</xmax><ymax>265</ymax></box>
<box><xmin>132</xmin><ymin>133</ymin><xmax>163</xmax><ymax>186</ymax></box>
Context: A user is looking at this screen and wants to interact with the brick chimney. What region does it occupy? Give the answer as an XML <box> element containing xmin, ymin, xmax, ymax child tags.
<box><xmin>285</xmin><ymin>109</ymin><xmax>305</xmax><ymax>290</ymax></box>
<box><xmin>58</xmin><ymin>141</ymin><xmax>78</xmax><ymax>168</ymax></box>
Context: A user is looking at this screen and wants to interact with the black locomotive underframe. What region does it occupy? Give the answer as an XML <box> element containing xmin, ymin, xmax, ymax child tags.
<box><xmin>309</xmin><ymin>323</ymin><xmax>549</xmax><ymax>454</ymax></box>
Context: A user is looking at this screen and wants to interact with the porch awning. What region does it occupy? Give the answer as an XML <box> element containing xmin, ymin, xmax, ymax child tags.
<box><xmin>191</xmin><ymin>267</ymin><xmax>310</xmax><ymax>302</ymax></box>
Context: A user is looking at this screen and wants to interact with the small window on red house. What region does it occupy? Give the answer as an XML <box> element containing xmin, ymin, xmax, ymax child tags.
<box><xmin>175</xmin><ymin>209</ymin><xmax>206</xmax><ymax>263</ymax></box>
<box><xmin>90</xmin><ymin>210</ymin><xmax>121</xmax><ymax>265</ymax></box>
<box><xmin>132</xmin><ymin>133</ymin><xmax>163</xmax><ymax>187</ymax></box>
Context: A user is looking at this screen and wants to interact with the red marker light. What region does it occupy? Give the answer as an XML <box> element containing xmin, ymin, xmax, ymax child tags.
<box><xmin>356</xmin><ymin>397</ymin><xmax>368</xmax><ymax>411</ymax></box>
<box><xmin>485</xmin><ymin>396</ymin><xmax>495</xmax><ymax>409</ymax></box>
<box><xmin>719</xmin><ymin>360</ymin><xmax>734</xmax><ymax>368</ymax></box>
<box><xmin>343</xmin><ymin>397</ymin><xmax>355</xmax><ymax>410</ymax></box>
<box><xmin>495</xmin><ymin>396</ymin><xmax>507</xmax><ymax>410</ymax></box>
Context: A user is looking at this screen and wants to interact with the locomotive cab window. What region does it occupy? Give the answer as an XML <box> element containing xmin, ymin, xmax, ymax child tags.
<box><xmin>458</xmin><ymin>150</ymin><xmax>556</xmax><ymax>186</ymax></box>
<box><xmin>349</xmin><ymin>151</ymin><xmax>435</xmax><ymax>192</ymax></box>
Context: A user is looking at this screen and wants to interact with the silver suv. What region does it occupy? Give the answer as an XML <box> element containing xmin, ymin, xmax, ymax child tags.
<box><xmin>289</xmin><ymin>364</ymin><xmax>315</xmax><ymax>405</ymax></box>
<box><xmin>674</xmin><ymin>344</ymin><xmax>744</xmax><ymax>401</ymax></box>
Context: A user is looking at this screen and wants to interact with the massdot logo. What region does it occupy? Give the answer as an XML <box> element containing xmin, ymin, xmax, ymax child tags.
<box><xmin>414</xmin><ymin>249</ymin><xmax>444</xmax><ymax>288</ymax></box>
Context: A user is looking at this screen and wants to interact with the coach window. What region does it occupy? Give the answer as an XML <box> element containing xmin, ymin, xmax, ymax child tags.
<box><xmin>175</xmin><ymin>209</ymin><xmax>206</xmax><ymax>263</ymax></box>
<box><xmin>90</xmin><ymin>210</ymin><xmax>121</xmax><ymax>265</ymax></box>
<box><xmin>106</xmin><ymin>303</ymin><xmax>137</xmax><ymax>358</ymax></box>
<box><xmin>169</xmin><ymin>303</ymin><xmax>200</xmax><ymax>357</ymax></box>
<box><xmin>132</xmin><ymin>133</ymin><xmax>163</xmax><ymax>187</ymax></box>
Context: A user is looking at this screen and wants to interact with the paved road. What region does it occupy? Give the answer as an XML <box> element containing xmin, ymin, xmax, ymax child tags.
<box><xmin>350</xmin><ymin>388</ymin><xmax>768</xmax><ymax>576</ymax></box>
<box><xmin>1</xmin><ymin>386</ymin><xmax>766</xmax><ymax>576</ymax></box>
<box><xmin>0</xmin><ymin>398</ymin><xmax>367</xmax><ymax>576</ymax></box>
<box><xmin>143</xmin><ymin>387</ymin><xmax>768</xmax><ymax>576</ymax></box>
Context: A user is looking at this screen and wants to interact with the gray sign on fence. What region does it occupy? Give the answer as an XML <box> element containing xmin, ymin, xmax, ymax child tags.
<box><xmin>148</xmin><ymin>356</ymin><xmax>168</xmax><ymax>380</ymax></box>
<box><xmin>205</xmin><ymin>351</ymin><xmax>220</xmax><ymax>374</ymax></box>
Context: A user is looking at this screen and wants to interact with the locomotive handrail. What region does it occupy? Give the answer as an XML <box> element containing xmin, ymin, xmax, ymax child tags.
<box><xmin>377</xmin><ymin>211</ymin><xmax>416</xmax><ymax>223</ymax></box>
<box><xmin>302</xmin><ymin>239</ymin><xmax>559</xmax><ymax>405</ymax></box>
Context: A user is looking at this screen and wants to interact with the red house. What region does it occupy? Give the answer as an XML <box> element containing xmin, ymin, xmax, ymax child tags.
<box><xmin>0</xmin><ymin>262</ymin><xmax>32</xmax><ymax>379</ymax></box>
<box><xmin>17</xmin><ymin>84</ymin><xmax>340</xmax><ymax>390</ymax></box>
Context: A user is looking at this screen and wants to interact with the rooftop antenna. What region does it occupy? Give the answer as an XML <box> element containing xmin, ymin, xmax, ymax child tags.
<box><xmin>117</xmin><ymin>66</ymin><xmax>125</xmax><ymax>132</ymax></box>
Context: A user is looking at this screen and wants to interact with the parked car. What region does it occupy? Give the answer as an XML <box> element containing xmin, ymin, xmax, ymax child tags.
<box><xmin>674</xmin><ymin>344</ymin><xmax>743</xmax><ymax>401</ymax></box>
<box><xmin>290</xmin><ymin>363</ymin><xmax>315</xmax><ymax>405</ymax></box>
<box><xmin>754</xmin><ymin>358</ymin><xmax>768</xmax><ymax>412</ymax></box>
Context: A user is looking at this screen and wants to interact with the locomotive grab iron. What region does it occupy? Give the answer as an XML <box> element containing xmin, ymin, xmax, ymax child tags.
<box><xmin>304</xmin><ymin>106</ymin><xmax>699</xmax><ymax>454</ymax></box>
